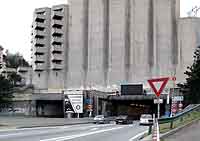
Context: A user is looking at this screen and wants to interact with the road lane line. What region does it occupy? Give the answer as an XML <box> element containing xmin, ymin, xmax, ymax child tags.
<box><xmin>128</xmin><ymin>130</ymin><xmax>148</xmax><ymax>141</ymax></box>
<box><xmin>0</xmin><ymin>123</ymin><xmax>114</xmax><ymax>133</ymax></box>
<box><xmin>0</xmin><ymin>133</ymin><xmax>24</xmax><ymax>138</ymax></box>
<box><xmin>90</xmin><ymin>128</ymin><xmax>98</xmax><ymax>131</ymax></box>
<box><xmin>40</xmin><ymin>126</ymin><xmax>124</xmax><ymax>141</ymax></box>
<box><xmin>0</xmin><ymin>126</ymin><xmax>72</xmax><ymax>133</ymax></box>
<box><xmin>78</xmin><ymin>124</ymin><xmax>113</xmax><ymax>130</ymax></box>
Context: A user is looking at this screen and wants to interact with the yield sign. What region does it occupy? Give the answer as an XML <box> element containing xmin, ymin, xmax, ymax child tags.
<box><xmin>148</xmin><ymin>77</ymin><xmax>169</xmax><ymax>97</ymax></box>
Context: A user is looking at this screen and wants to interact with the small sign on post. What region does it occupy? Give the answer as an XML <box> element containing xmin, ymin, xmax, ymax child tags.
<box><xmin>148</xmin><ymin>77</ymin><xmax>169</xmax><ymax>119</ymax></box>
<box><xmin>154</xmin><ymin>99</ymin><xmax>163</xmax><ymax>104</ymax></box>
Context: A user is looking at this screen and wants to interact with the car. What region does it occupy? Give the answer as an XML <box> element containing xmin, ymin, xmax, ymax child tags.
<box><xmin>139</xmin><ymin>114</ymin><xmax>153</xmax><ymax>125</ymax></box>
<box><xmin>115</xmin><ymin>115</ymin><xmax>133</xmax><ymax>124</ymax></box>
<box><xmin>93</xmin><ymin>115</ymin><xmax>110</xmax><ymax>124</ymax></box>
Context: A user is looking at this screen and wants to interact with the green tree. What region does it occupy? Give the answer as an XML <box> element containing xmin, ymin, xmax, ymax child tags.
<box><xmin>179</xmin><ymin>46</ymin><xmax>200</xmax><ymax>104</ymax></box>
<box><xmin>6</xmin><ymin>52</ymin><xmax>29</xmax><ymax>68</ymax></box>
<box><xmin>0</xmin><ymin>75</ymin><xmax>13</xmax><ymax>103</ymax></box>
<box><xmin>7</xmin><ymin>72</ymin><xmax>22</xmax><ymax>86</ymax></box>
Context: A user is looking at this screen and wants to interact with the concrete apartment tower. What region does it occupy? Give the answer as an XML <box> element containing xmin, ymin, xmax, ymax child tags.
<box><xmin>31</xmin><ymin>5</ymin><xmax>69</xmax><ymax>90</ymax></box>
<box><xmin>31</xmin><ymin>7</ymin><xmax>51</xmax><ymax>89</ymax></box>
<box><xmin>49</xmin><ymin>5</ymin><xmax>69</xmax><ymax>90</ymax></box>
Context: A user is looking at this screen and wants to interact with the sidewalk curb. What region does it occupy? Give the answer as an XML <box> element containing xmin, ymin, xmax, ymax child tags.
<box><xmin>160</xmin><ymin>118</ymin><xmax>200</xmax><ymax>139</ymax></box>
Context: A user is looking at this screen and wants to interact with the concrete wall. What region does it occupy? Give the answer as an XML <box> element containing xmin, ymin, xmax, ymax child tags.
<box><xmin>131</xmin><ymin>0</ymin><xmax>151</xmax><ymax>83</ymax></box>
<box><xmin>87</xmin><ymin>0</ymin><xmax>104</xmax><ymax>87</ymax></box>
<box><xmin>68</xmin><ymin>0</ymin><xmax>84</xmax><ymax>88</ymax></box>
<box><xmin>108</xmin><ymin>0</ymin><xmax>126</xmax><ymax>85</ymax></box>
<box><xmin>177</xmin><ymin>17</ymin><xmax>200</xmax><ymax>83</ymax></box>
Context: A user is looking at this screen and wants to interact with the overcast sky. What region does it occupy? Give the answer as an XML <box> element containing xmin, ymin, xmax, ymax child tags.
<box><xmin>0</xmin><ymin>0</ymin><xmax>199</xmax><ymax>62</ymax></box>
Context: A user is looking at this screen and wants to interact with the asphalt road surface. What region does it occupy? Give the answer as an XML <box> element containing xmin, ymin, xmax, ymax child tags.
<box><xmin>0</xmin><ymin>122</ymin><xmax>148</xmax><ymax>141</ymax></box>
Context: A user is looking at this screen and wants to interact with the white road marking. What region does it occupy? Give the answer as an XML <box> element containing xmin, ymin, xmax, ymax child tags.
<box><xmin>78</xmin><ymin>124</ymin><xmax>113</xmax><ymax>130</ymax></box>
<box><xmin>90</xmin><ymin>128</ymin><xmax>98</xmax><ymax>131</ymax></box>
<box><xmin>0</xmin><ymin>125</ymin><xmax>73</xmax><ymax>133</ymax></box>
<box><xmin>128</xmin><ymin>130</ymin><xmax>148</xmax><ymax>141</ymax></box>
<box><xmin>40</xmin><ymin>126</ymin><xmax>124</xmax><ymax>141</ymax></box>
<box><xmin>0</xmin><ymin>133</ymin><xmax>24</xmax><ymax>138</ymax></box>
<box><xmin>0</xmin><ymin>123</ymin><xmax>114</xmax><ymax>133</ymax></box>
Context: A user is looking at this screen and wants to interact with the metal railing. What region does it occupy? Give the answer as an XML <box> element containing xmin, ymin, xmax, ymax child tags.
<box><xmin>158</xmin><ymin>104</ymin><xmax>200</xmax><ymax>125</ymax></box>
<box><xmin>148</xmin><ymin>104</ymin><xmax>200</xmax><ymax>134</ymax></box>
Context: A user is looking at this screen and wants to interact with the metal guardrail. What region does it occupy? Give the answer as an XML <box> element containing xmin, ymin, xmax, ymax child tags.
<box><xmin>158</xmin><ymin>104</ymin><xmax>200</xmax><ymax>124</ymax></box>
<box><xmin>147</xmin><ymin>104</ymin><xmax>200</xmax><ymax>135</ymax></box>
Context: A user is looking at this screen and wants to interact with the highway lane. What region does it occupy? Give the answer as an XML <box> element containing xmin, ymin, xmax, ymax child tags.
<box><xmin>0</xmin><ymin>122</ymin><xmax>148</xmax><ymax>141</ymax></box>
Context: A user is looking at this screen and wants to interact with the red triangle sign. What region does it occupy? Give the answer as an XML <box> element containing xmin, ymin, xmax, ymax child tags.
<box><xmin>147</xmin><ymin>77</ymin><xmax>169</xmax><ymax>97</ymax></box>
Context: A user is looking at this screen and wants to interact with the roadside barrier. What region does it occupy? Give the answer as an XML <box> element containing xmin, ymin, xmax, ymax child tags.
<box><xmin>152</xmin><ymin>118</ymin><xmax>160</xmax><ymax>141</ymax></box>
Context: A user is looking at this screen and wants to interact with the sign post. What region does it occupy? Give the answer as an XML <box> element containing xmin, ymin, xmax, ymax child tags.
<box><xmin>171</xmin><ymin>76</ymin><xmax>176</xmax><ymax>116</ymax></box>
<box><xmin>157</xmin><ymin>97</ymin><xmax>160</xmax><ymax>119</ymax></box>
<box><xmin>148</xmin><ymin>77</ymin><xmax>169</xmax><ymax>119</ymax></box>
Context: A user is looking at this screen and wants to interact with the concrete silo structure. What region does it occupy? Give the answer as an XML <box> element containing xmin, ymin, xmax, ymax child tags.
<box><xmin>31</xmin><ymin>0</ymin><xmax>200</xmax><ymax>89</ymax></box>
<box><xmin>177</xmin><ymin>17</ymin><xmax>200</xmax><ymax>83</ymax></box>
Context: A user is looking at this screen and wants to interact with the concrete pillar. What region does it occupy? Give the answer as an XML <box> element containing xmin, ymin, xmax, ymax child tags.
<box><xmin>102</xmin><ymin>101</ymin><xmax>107</xmax><ymax>115</ymax></box>
<box><xmin>29</xmin><ymin>100</ymin><xmax>37</xmax><ymax>117</ymax></box>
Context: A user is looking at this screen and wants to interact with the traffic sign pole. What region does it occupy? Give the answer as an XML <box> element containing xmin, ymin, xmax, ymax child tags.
<box><xmin>171</xmin><ymin>76</ymin><xmax>176</xmax><ymax>117</ymax></box>
<box><xmin>157</xmin><ymin>97</ymin><xmax>160</xmax><ymax>119</ymax></box>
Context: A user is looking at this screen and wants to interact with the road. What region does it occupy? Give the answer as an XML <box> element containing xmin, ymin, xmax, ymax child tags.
<box><xmin>0</xmin><ymin>122</ymin><xmax>148</xmax><ymax>141</ymax></box>
<box><xmin>165</xmin><ymin>120</ymin><xmax>200</xmax><ymax>141</ymax></box>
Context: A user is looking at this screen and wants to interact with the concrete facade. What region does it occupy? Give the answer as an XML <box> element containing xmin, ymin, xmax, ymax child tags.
<box><xmin>49</xmin><ymin>5</ymin><xmax>69</xmax><ymax>89</ymax></box>
<box><xmin>177</xmin><ymin>17</ymin><xmax>200</xmax><ymax>82</ymax></box>
<box><xmin>31</xmin><ymin>7</ymin><xmax>51</xmax><ymax>89</ymax></box>
<box><xmin>31</xmin><ymin>0</ymin><xmax>199</xmax><ymax>90</ymax></box>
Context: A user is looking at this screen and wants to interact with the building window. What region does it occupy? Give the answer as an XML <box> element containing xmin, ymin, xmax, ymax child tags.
<box><xmin>53</xmin><ymin>8</ymin><xmax>63</xmax><ymax>12</ymax></box>
<box><xmin>35</xmin><ymin>26</ymin><xmax>45</xmax><ymax>31</ymax></box>
<box><xmin>52</xmin><ymin>15</ymin><xmax>63</xmax><ymax>20</ymax></box>
<box><xmin>38</xmin><ymin>73</ymin><xmax>40</xmax><ymax>77</ymax></box>
<box><xmin>36</xmin><ymin>11</ymin><xmax>45</xmax><ymax>15</ymax></box>
<box><xmin>35</xmin><ymin>18</ymin><xmax>45</xmax><ymax>23</ymax></box>
<box><xmin>52</xmin><ymin>24</ymin><xmax>63</xmax><ymax>29</ymax></box>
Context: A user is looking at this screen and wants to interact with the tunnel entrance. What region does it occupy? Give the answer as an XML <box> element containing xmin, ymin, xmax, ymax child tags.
<box><xmin>108</xmin><ymin>99</ymin><xmax>166</xmax><ymax>120</ymax></box>
<box><xmin>36</xmin><ymin>100</ymin><xmax>63</xmax><ymax>118</ymax></box>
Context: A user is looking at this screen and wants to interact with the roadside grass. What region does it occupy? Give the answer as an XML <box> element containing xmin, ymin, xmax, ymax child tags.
<box><xmin>159</xmin><ymin>111</ymin><xmax>200</xmax><ymax>134</ymax></box>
